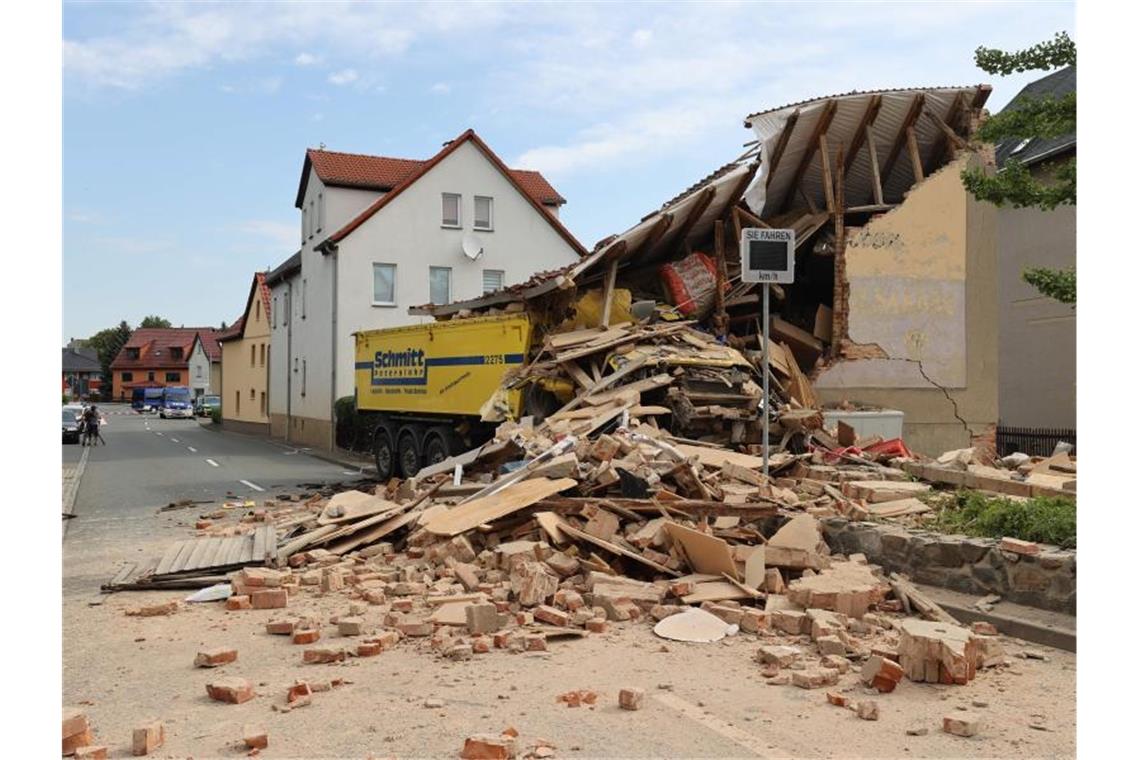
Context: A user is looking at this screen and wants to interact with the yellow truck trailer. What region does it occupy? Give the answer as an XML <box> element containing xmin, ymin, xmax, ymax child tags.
<box><xmin>354</xmin><ymin>314</ymin><xmax>534</xmax><ymax>479</ymax></box>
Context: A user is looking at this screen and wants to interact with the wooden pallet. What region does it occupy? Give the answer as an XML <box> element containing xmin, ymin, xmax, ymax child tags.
<box><xmin>102</xmin><ymin>525</ymin><xmax>277</xmax><ymax>592</ymax></box>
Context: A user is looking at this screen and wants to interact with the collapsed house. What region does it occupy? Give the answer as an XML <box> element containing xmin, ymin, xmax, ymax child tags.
<box><xmin>413</xmin><ymin>85</ymin><xmax>997</xmax><ymax>456</ymax></box>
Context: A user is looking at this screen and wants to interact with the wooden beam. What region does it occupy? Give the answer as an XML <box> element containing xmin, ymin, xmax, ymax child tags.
<box><xmin>832</xmin><ymin>145</ymin><xmax>847</xmax><ymax>354</ymax></box>
<box><xmin>843</xmin><ymin>95</ymin><xmax>883</xmax><ymax>175</ymax></box>
<box><xmin>670</xmin><ymin>186</ymin><xmax>716</xmax><ymax>249</ymax></box>
<box><xmin>765</xmin><ymin>108</ymin><xmax>801</xmax><ymax>187</ymax></box>
<box><xmin>631</xmin><ymin>213</ymin><xmax>673</xmax><ymax>260</ymax></box>
<box><xmin>600</xmin><ymin>259</ymin><xmax>619</xmax><ymax>327</ymax></box>
<box><xmin>736</xmin><ymin>205</ymin><xmax>770</xmax><ymax>229</ymax></box>
<box><xmin>819</xmin><ymin>133</ymin><xmax>835</xmax><ymax>214</ymax></box>
<box><xmin>780</xmin><ymin>99</ymin><xmax>838</xmax><ymax>212</ymax></box>
<box><xmin>712</xmin><ymin>220</ymin><xmax>728</xmax><ymax>339</ymax></box>
<box><xmin>906</xmin><ymin>126</ymin><xmax>924</xmax><ymax>184</ymax></box>
<box><xmin>880</xmin><ymin>93</ymin><xmax>925</xmax><ymax>191</ymax></box>
<box><xmin>866</xmin><ymin>125</ymin><xmax>884</xmax><ymax>206</ymax></box>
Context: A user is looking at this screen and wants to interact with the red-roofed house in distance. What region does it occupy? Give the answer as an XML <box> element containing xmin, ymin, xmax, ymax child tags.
<box><xmin>218</xmin><ymin>272</ymin><xmax>272</xmax><ymax>435</ymax></box>
<box><xmin>267</xmin><ymin>129</ymin><xmax>585</xmax><ymax>449</ymax></box>
<box><xmin>110</xmin><ymin>327</ymin><xmax>221</xmax><ymax>402</ymax></box>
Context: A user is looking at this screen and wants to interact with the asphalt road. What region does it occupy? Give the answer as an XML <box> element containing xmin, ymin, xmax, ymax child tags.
<box><xmin>62</xmin><ymin>403</ymin><xmax>354</xmax><ymax>593</ymax></box>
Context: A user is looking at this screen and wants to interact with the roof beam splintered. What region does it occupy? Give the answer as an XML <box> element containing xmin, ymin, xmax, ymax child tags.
<box><xmin>779</xmin><ymin>99</ymin><xmax>838</xmax><ymax>213</ymax></box>
<box><xmin>843</xmin><ymin>95</ymin><xmax>883</xmax><ymax>175</ymax></box>
<box><xmin>765</xmin><ymin>108</ymin><xmax>801</xmax><ymax>188</ymax></box>
<box><xmin>880</xmin><ymin>93</ymin><xmax>926</xmax><ymax>195</ymax></box>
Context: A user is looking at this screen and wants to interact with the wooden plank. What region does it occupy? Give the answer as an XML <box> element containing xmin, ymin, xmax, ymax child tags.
<box><xmin>424</xmin><ymin>477</ymin><xmax>578</xmax><ymax>537</ymax></box>
<box><xmin>681</xmin><ymin>580</ymin><xmax>753</xmax><ymax>604</ymax></box>
<box><xmin>819</xmin><ymin>133</ymin><xmax>835</xmax><ymax>213</ymax></box>
<box><xmin>534</xmin><ymin>511</ymin><xmax>569</xmax><ymax>545</ymax></box>
<box><xmin>881</xmin><ymin>93</ymin><xmax>925</xmax><ymax>188</ymax></box>
<box><xmin>765</xmin><ymin>108</ymin><xmax>800</xmax><ymax>187</ymax></box>
<box><xmin>547</xmin><ymin>326</ymin><xmax>605</xmax><ymax>349</ymax></box>
<box><xmin>584</xmin><ymin>373</ymin><xmax>673</xmax><ymax>406</ymax></box>
<box><xmin>251</xmin><ymin>528</ymin><xmax>266</xmax><ymax>567</ymax></box>
<box><xmin>265</xmin><ymin>525</ymin><xmax>278</xmax><ymax>563</ymax></box>
<box><xmin>165</xmin><ymin>539</ymin><xmax>197</xmax><ymax>575</ymax></box>
<box><xmin>866</xmin><ymin>125</ymin><xmax>884</xmax><ymax>206</ymax></box>
<box><xmin>601</xmin><ymin>260</ymin><xmax>619</xmax><ymax>327</ymax></box>
<box><xmin>221</xmin><ymin>534</ymin><xmax>248</xmax><ymax>567</ymax></box>
<box><xmin>843</xmin><ymin>94</ymin><xmax>883</xmax><ymax>175</ymax></box>
<box><xmin>889</xmin><ymin>573</ymin><xmax>957</xmax><ymax>624</ymax></box>
<box><xmin>240</xmin><ymin>531</ymin><xmax>255</xmax><ymax>564</ymax></box>
<box><xmin>558</xmin><ymin>522</ymin><xmax>681</xmax><ymax>577</ymax></box>
<box><xmin>181</xmin><ymin>538</ymin><xmax>213</xmax><ymax>574</ymax></box>
<box><xmin>561</xmin><ymin>361</ymin><xmax>593</xmax><ymax>390</ymax></box>
<box><xmin>675</xmin><ymin>443</ymin><xmax>766</xmax><ymax>470</ymax></box>
<box><xmin>107</xmin><ymin>563</ymin><xmax>137</xmax><ymax>589</ymax></box>
<box><xmin>670</xmin><ymin>187</ymin><xmax>716</xmax><ymax>247</ymax></box>
<box><xmin>327</xmin><ymin>510</ymin><xmax>421</xmax><ymax>555</ymax></box>
<box><xmin>187</xmin><ymin>537</ymin><xmax>224</xmax><ymax>571</ymax></box>
<box><xmin>154</xmin><ymin>541</ymin><xmax>186</xmax><ymax>577</ymax></box>
<box><xmin>665</xmin><ymin>522</ymin><xmax>739</xmax><ymax>579</ymax></box>
<box><xmin>906</xmin><ymin>126</ymin><xmax>924</xmax><ymax>184</ymax></box>
<box><xmin>780</xmin><ymin>99</ymin><xmax>837</xmax><ymax>212</ymax></box>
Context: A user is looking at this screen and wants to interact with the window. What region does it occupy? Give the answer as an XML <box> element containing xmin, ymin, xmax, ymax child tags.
<box><xmin>373</xmin><ymin>263</ymin><xmax>396</xmax><ymax>305</ymax></box>
<box><xmin>126</xmin><ymin>348</ymin><xmax>140</xmax><ymax>360</ymax></box>
<box><xmin>250</xmin><ymin>388</ymin><xmax>255</xmax><ymax>401</ymax></box>
<box><xmin>260</xmin><ymin>343</ymin><xmax>266</xmax><ymax>367</ymax></box>
<box><xmin>195</xmin><ymin>364</ymin><xmax>202</xmax><ymax>378</ymax></box>
<box><xmin>474</xmin><ymin>196</ymin><xmax>493</xmax><ymax>230</ymax></box>
<box><xmin>317</xmin><ymin>192</ymin><xmax>324</xmax><ymax>232</ymax></box>
<box><xmin>429</xmin><ymin>266</ymin><xmax>452</xmax><ymax>306</ymax></box>
<box><xmin>235</xmin><ymin>390</ymin><xmax>241</xmax><ymax>416</ymax></box>
<box><xmin>301</xmin><ymin>359</ymin><xmax>307</xmax><ymax>396</ymax></box>
<box><xmin>121</xmin><ymin>372</ymin><xmax>133</xmax><ymax>382</ymax></box>
<box><xmin>147</xmin><ymin>371</ymin><xmax>155</xmax><ymax>382</ymax></box>
<box><xmin>166</xmin><ymin>372</ymin><xmax>180</xmax><ymax>382</ymax></box>
<box><xmin>255</xmin><ymin>298</ymin><xmax>261</xmax><ymax>321</ymax></box>
<box><xmin>302</xmin><ymin>278</ymin><xmax>307</xmax><ymax>319</ymax></box>
<box><xmin>170</xmin><ymin>346</ymin><xmax>183</xmax><ymax>360</ymax></box>
<box><xmin>482</xmin><ymin>269</ymin><xmax>505</xmax><ymax>294</ymax></box>
<box><xmin>260</xmin><ymin>391</ymin><xmax>266</xmax><ymax>415</ymax></box>
<box><xmin>441</xmin><ymin>193</ymin><xmax>461</xmax><ymax>227</ymax></box>
<box><xmin>250</xmin><ymin>344</ymin><xmax>256</xmax><ymax>367</ymax></box>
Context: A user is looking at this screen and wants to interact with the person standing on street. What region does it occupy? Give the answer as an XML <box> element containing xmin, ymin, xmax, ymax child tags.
<box><xmin>83</xmin><ymin>405</ymin><xmax>106</xmax><ymax>446</ymax></box>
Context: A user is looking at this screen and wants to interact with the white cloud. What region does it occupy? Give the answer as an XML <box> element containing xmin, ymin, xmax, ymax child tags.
<box><xmin>67</xmin><ymin>210</ymin><xmax>102</xmax><ymax>224</ymax></box>
<box><xmin>294</xmin><ymin>51</ymin><xmax>320</xmax><ymax>66</ymax></box>
<box><xmin>328</xmin><ymin>68</ymin><xmax>359</xmax><ymax>86</ymax></box>
<box><xmin>430</xmin><ymin>82</ymin><xmax>451</xmax><ymax>95</ymax></box>
<box><xmin>631</xmin><ymin>28</ymin><xmax>652</xmax><ymax>48</ymax></box>
<box><xmin>236</xmin><ymin>220</ymin><xmax>297</xmax><ymax>249</ymax></box>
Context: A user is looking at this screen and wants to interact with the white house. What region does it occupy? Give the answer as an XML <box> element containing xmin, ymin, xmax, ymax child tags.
<box><xmin>267</xmin><ymin>129</ymin><xmax>585</xmax><ymax>449</ymax></box>
<box><xmin>187</xmin><ymin>331</ymin><xmax>221</xmax><ymax>398</ymax></box>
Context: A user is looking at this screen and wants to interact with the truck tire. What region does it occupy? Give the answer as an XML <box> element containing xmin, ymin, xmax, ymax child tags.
<box><xmin>396</xmin><ymin>425</ymin><xmax>422</xmax><ymax>479</ymax></box>
<box><xmin>422</xmin><ymin>426</ymin><xmax>456</xmax><ymax>467</ymax></box>
<box><xmin>372</xmin><ymin>426</ymin><xmax>395</xmax><ymax>481</ymax></box>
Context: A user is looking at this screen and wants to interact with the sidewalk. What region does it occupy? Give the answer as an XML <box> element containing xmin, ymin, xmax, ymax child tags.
<box><xmin>197</xmin><ymin>419</ymin><xmax>376</xmax><ymax>475</ymax></box>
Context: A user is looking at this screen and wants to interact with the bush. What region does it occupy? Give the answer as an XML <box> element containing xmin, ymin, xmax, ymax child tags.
<box><xmin>335</xmin><ymin>396</ymin><xmax>375</xmax><ymax>452</ymax></box>
<box><xmin>931</xmin><ymin>490</ymin><xmax>1076</xmax><ymax>548</ymax></box>
<box><xmin>210</xmin><ymin>406</ymin><xmax>222</xmax><ymax>424</ymax></box>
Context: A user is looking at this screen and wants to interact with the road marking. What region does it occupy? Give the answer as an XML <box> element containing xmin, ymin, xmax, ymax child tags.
<box><xmin>171</xmin><ymin>438</ymin><xmax>180</xmax><ymax>443</ymax></box>
<box><xmin>187</xmin><ymin>446</ymin><xmax>197</xmax><ymax>453</ymax></box>
<box><xmin>239</xmin><ymin>479</ymin><xmax>265</xmax><ymax>492</ymax></box>
<box><xmin>155</xmin><ymin>432</ymin><xmax>163</xmax><ymax>436</ymax></box>
<box><xmin>206</xmin><ymin>458</ymin><xmax>219</xmax><ymax>467</ymax></box>
<box><xmin>652</xmin><ymin>693</ymin><xmax>770</xmax><ymax>757</ymax></box>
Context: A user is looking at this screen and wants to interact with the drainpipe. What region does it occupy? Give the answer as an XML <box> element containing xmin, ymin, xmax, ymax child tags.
<box><xmin>286</xmin><ymin>279</ymin><xmax>293</xmax><ymax>443</ymax></box>
<box><xmin>329</xmin><ymin>245</ymin><xmax>339</xmax><ymax>453</ymax></box>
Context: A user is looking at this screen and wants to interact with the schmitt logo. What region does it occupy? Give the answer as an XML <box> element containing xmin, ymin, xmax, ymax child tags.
<box><xmin>371</xmin><ymin>348</ymin><xmax>426</xmax><ymax>384</ymax></box>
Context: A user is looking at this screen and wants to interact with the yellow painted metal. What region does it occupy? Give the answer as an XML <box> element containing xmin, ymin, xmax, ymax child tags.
<box><xmin>354</xmin><ymin>314</ymin><xmax>532</xmax><ymax>417</ymax></box>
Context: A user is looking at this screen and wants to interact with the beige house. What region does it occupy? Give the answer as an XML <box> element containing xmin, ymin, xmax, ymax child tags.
<box><xmin>219</xmin><ymin>272</ymin><xmax>272</xmax><ymax>434</ymax></box>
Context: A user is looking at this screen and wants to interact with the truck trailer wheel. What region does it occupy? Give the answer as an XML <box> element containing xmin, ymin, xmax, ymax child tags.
<box><xmin>396</xmin><ymin>425</ymin><xmax>422</xmax><ymax>479</ymax></box>
<box><xmin>422</xmin><ymin>426</ymin><xmax>456</xmax><ymax>467</ymax></box>
<box><xmin>372</xmin><ymin>426</ymin><xmax>395</xmax><ymax>481</ymax></box>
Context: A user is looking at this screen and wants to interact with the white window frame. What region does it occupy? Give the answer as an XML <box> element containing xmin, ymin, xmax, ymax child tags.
<box><xmin>372</xmin><ymin>263</ymin><xmax>397</xmax><ymax>306</ymax></box>
<box><xmin>429</xmin><ymin>266</ymin><xmax>452</xmax><ymax>306</ymax></box>
<box><xmin>482</xmin><ymin>269</ymin><xmax>505</xmax><ymax>295</ymax></box>
<box><xmin>441</xmin><ymin>193</ymin><xmax>461</xmax><ymax>228</ymax></box>
<box><xmin>474</xmin><ymin>196</ymin><xmax>494</xmax><ymax>231</ymax></box>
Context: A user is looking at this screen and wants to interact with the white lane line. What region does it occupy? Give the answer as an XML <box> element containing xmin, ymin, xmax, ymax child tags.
<box><xmin>155</xmin><ymin>432</ymin><xmax>163</xmax><ymax>436</ymax></box>
<box><xmin>187</xmin><ymin>446</ymin><xmax>197</xmax><ymax>453</ymax></box>
<box><xmin>239</xmin><ymin>479</ymin><xmax>265</xmax><ymax>492</ymax></box>
<box><xmin>171</xmin><ymin>438</ymin><xmax>180</xmax><ymax>443</ymax></box>
<box><xmin>205</xmin><ymin>458</ymin><xmax>219</xmax><ymax>467</ymax></box>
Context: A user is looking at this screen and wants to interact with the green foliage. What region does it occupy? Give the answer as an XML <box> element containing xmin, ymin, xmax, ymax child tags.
<box><xmin>974</xmin><ymin>32</ymin><xmax>1075</xmax><ymax>75</ymax></box>
<box><xmin>975</xmin><ymin>91</ymin><xmax>1075</xmax><ymax>144</ymax></box>
<box><xmin>86</xmin><ymin>320</ymin><xmax>133</xmax><ymax>388</ymax></box>
<box><xmin>1022</xmin><ymin>266</ymin><xmax>1076</xmax><ymax>305</ymax></box>
<box><xmin>961</xmin><ymin>156</ymin><xmax>1075</xmax><ymax>210</ymax></box>
<box><xmin>334</xmin><ymin>396</ymin><xmax>369</xmax><ymax>452</ymax></box>
<box><xmin>931</xmin><ymin>490</ymin><xmax>1076</xmax><ymax>549</ymax></box>
<box><xmin>139</xmin><ymin>315</ymin><xmax>173</xmax><ymax>329</ymax></box>
<box><xmin>210</xmin><ymin>406</ymin><xmax>222</xmax><ymax>424</ymax></box>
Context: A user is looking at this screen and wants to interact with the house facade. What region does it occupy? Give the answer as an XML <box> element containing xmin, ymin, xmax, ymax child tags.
<box><xmin>219</xmin><ymin>273</ymin><xmax>272</xmax><ymax>434</ymax></box>
<box><xmin>267</xmin><ymin>129</ymin><xmax>585</xmax><ymax>449</ymax></box>
<box><xmin>62</xmin><ymin>342</ymin><xmax>103</xmax><ymax>400</ymax></box>
<box><xmin>110</xmin><ymin>328</ymin><xmax>219</xmax><ymax>401</ymax></box>
<box><xmin>187</xmin><ymin>331</ymin><xmax>222</xmax><ymax>397</ymax></box>
<box><xmin>994</xmin><ymin>66</ymin><xmax>1076</xmax><ymax>438</ymax></box>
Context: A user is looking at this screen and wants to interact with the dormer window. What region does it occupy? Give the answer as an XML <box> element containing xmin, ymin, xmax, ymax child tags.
<box><xmin>170</xmin><ymin>347</ymin><xmax>183</xmax><ymax>360</ymax></box>
<box><xmin>125</xmin><ymin>348</ymin><xmax>140</xmax><ymax>360</ymax></box>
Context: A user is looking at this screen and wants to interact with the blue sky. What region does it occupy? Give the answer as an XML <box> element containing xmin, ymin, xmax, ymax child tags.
<box><xmin>62</xmin><ymin>0</ymin><xmax>1074</xmax><ymax>342</ymax></box>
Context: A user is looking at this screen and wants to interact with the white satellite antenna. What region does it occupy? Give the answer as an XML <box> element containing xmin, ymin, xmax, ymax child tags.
<box><xmin>461</xmin><ymin>234</ymin><xmax>484</xmax><ymax>260</ymax></box>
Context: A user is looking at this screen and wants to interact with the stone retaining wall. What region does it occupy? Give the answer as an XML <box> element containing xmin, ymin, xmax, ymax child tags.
<box><xmin>815</xmin><ymin>517</ymin><xmax>1075</xmax><ymax>614</ymax></box>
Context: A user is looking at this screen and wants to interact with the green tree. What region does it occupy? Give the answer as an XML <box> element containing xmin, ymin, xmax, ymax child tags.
<box><xmin>139</xmin><ymin>315</ymin><xmax>173</xmax><ymax>328</ymax></box>
<box><xmin>86</xmin><ymin>320</ymin><xmax>133</xmax><ymax>397</ymax></box>
<box><xmin>961</xmin><ymin>32</ymin><xmax>1075</xmax><ymax>305</ymax></box>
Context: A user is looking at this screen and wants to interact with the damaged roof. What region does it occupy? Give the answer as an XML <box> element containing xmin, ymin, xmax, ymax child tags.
<box><xmin>994</xmin><ymin>66</ymin><xmax>1075</xmax><ymax>168</ymax></box>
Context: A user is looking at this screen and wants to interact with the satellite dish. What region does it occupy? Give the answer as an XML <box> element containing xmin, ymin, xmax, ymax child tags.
<box><xmin>461</xmin><ymin>234</ymin><xmax>484</xmax><ymax>261</ymax></box>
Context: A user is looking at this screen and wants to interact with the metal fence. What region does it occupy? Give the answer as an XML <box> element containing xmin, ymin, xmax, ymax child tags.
<box><xmin>995</xmin><ymin>426</ymin><xmax>1076</xmax><ymax>458</ymax></box>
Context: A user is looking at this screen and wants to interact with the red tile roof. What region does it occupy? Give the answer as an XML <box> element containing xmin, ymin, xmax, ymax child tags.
<box><xmin>218</xmin><ymin>271</ymin><xmax>272</xmax><ymax>343</ymax></box>
<box><xmin>325</xmin><ymin>129</ymin><xmax>586</xmax><ymax>257</ymax></box>
<box><xmin>298</xmin><ymin>146</ymin><xmax>566</xmax><ymax>208</ymax></box>
<box><xmin>195</xmin><ymin>330</ymin><xmax>222</xmax><ymax>362</ymax></box>
<box><xmin>110</xmin><ymin>328</ymin><xmax>220</xmax><ymax>370</ymax></box>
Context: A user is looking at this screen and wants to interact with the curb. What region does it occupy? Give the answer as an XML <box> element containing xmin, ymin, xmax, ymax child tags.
<box><xmin>917</xmin><ymin>583</ymin><xmax>1076</xmax><ymax>653</ymax></box>
<box><xmin>62</xmin><ymin>446</ymin><xmax>89</xmax><ymax>539</ymax></box>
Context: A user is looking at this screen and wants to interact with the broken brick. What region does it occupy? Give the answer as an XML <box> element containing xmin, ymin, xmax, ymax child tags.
<box><xmin>356</xmin><ymin>642</ymin><xmax>383</xmax><ymax>657</ymax></box>
<box><xmin>194</xmin><ymin>647</ymin><xmax>238</xmax><ymax>668</ymax></box>
<box><xmin>206</xmin><ymin>678</ymin><xmax>254</xmax><ymax>704</ymax></box>
<box><xmin>242</xmin><ymin>725</ymin><xmax>268</xmax><ymax>750</ymax></box>
<box><xmin>302</xmin><ymin>647</ymin><xmax>346</xmax><ymax>664</ymax></box>
<box><xmin>525</xmin><ymin>634</ymin><xmax>547</xmax><ymax>651</ymax></box>
<box><xmin>292</xmin><ymin>629</ymin><xmax>321</xmax><ymax>645</ymax></box>
<box><xmin>618</xmin><ymin>688</ymin><xmax>644</xmax><ymax>711</ymax></box>
<box><xmin>466</xmin><ymin>603</ymin><xmax>501</xmax><ymax>635</ymax></box>
<box><xmin>999</xmin><ymin>537</ymin><xmax>1040</xmax><ymax>556</ymax></box>
<box><xmin>131</xmin><ymin>721</ymin><xmax>164</xmax><ymax>756</ymax></box>
<box><xmin>791</xmin><ymin>668</ymin><xmax>839</xmax><ymax>689</ymax></box>
<box><xmin>943</xmin><ymin>712</ymin><xmax>980</xmax><ymax>737</ymax></box>
<box><xmin>337</xmin><ymin>617</ymin><xmax>365</xmax><ymax>636</ymax></box>
<box><xmin>63</xmin><ymin>729</ymin><xmax>93</xmax><ymax>756</ymax></box>
<box><xmin>225</xmin><ymin>595</ymin><xmax>252</xmax><ymax>611</ymax></box>
<box><xmin>533</xmin><ymin>605</ymin><xmax>571</xmax><ymax>627</ymax></box>
<box><xmin>460</xmin><ymin>734</ymin><xmax>517</xmax><ymax>759</ymax></box>
<box><xmin>861</xmin><ymin>655</ymin><xmax>905</xmax><ymax>693</ymax></box>
<box><xmin>826</xmin><ymin>692</ymin><xmax>849</xmax><ymax>707</ymax></box>
<box><xmin>251</xmin><ymin>588</ymin><xmax>288</xmax><ymax>609</ymax></box>
<box><xmin>74</xmin><ymin>746</ymin><xmax>108</xmax><ymax>760</ymax></box>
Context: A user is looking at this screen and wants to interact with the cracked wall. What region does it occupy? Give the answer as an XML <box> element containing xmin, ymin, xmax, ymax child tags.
<box><xmin>815</xmin><ymin>154</ymin><xmax>999</xmax><ymax>455</ymax></box>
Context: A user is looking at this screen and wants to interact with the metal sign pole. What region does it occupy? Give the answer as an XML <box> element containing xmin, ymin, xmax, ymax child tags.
<box><xmin>762</xmin><ymin>282</ymin><xmax>770</xmax><ymax>478</ymax></box>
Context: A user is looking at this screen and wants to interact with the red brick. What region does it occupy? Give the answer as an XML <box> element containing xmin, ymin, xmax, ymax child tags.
<box><xmin>524</xmin><ymin>634</ymin><xmax>547</xmax><ymax>651</ymax></box>
<box><xmin>206</xmin><ymin>678</ymin><xmax>255</xmax><ymax>704</ymax></box>
<box><xmin>471</xmin><ymin>635</ymin><xmax>492</xmax><ymax>654</ymax></box>
<box><xmin>303</xmin><ymin>647</ymin><xmax>346</xmax><ymax>664</ymax></box>
<box><xmin>63</xmin><ymin>708</ymin><xmax>88</xmax><ymax>740</ymax></box>
<box><xmin>391</xmin><ymin>599</ymin><xmax>414</xmax><ymax>612</ymax></box>
<box><xmin>619</xmin><ymin>688</ymin><xmax>644</xmax><ymax>711</ymax></box>
<box><xmin>373</xmin><ymin>629</ymin><xmax>400</xmax><ymax>649</ymax></box>
<box><xmin>943</xmin><ymin>712</ymin><xmax>980</xmax><ymax>737</ymax></box>
<box><xmin>971</xmin><ymin>621</ymin><xmax>999</xmax><ymax>636</ymax></box>
<box><xmin>266</xmin><ymin>619</ymin><xmax>297</xmax><ymax>635</ymax></box>
<box><xmin>460</xmin><ymin>734</ymin><xmax>517</xmax><ymax>759</ymax></box>
<box><xmin>131</xmin><ymin>721</ymin><xmax>165</xmax><ymax>756</ymax></box>
<box><xmin>63</xmin><ymin>728</ymin><xmax>93</xmax><ymax>756</ymax></box>
<box><xmin>493</xmin><ymin>631</ymin><xmax>516</xmax><ymax>649</ymax></box>
<box><xmin>585</xmin><ymin>618</ymin><xmax>608</xmax><ymax>634</ymax></box>
<box><xmin>225</xmin><ymin>595</ymin><xmax>252</xmax><ymax>611</ymax></box>
<box><xmin>356</xmin><ymin>642</ymin><xmax>383</xmax><ymax>657</ymax></box>
<box><xmin>826</xmin><ymin>692</ymin><xmax>849</xmax><ymax>707</ymax></box>
<box><xmin>74</xmin><ymin>746</ymin><xmax>108</xmax><ymax>760</ymax></box>
<box><xmin>194</xmin><ymin>647</ymin><xmax>238</xmax><ymax>668</ymax></box>
<box><xmin>533</xmin><ymin>605</ymin><xmax>570</xmax><ymax>627</ymax></box>
<box><xmin>999</xmin><ymin>537</ymin><xmax>1040</xmax><ymax>556</ymax></box>
<box><xmin>251</xmin><ymin>588</ymin><xmax>288</xmax><ymax>610</ymax></box>
<box><xmin>287</xmin><ymin>681</ymin><xmax>312</xmax><ymax>705</ymax></box>
<box><xmin>242</xmin><ymin>725</ymin><xmax>268</xmax><ymax>750</ymax></box>
<box><xmin>292</xmin><ymin>629</ymin><xmax>321</xmax><ymax>645</ymax></box>
<box><xmin>861</xmin><ymin>655</ymin><xmax>904</xmax><ymax>693</ymax></box>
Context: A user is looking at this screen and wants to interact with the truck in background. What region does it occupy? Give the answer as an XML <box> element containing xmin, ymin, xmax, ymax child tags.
<box><xmin>354</xmin><ymin>314</ymin><xmax>534</xmax><ymax>479</ymax></box>
<box><xmin>158</xmin><ymin>386</ymin><xmax>194</xmax><ymax>419</ymax></box>
<box><xmin>131</xmin><ymin>386</ymin><xmax>165</xmax><ymax>413</ymax></box>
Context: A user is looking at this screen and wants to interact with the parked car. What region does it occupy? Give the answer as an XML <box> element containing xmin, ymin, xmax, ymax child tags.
<box><xmin>132</xmin><ymin>387</ymin><xmax>164</xmax><ymax>413</ymax></box>
<box><xmin>62</xmin><ymin>408</ymin><xmax>81</xmax><ymax>443</ymax></box>
<box><xmin>194</xmin><ymin>395</ymin><xmax>221</xmax><ymax>417</ymax></box>
<box><xmin>159</xmin><ymin>386</ymin><xmax>194</xmax><ymax>419</ymax></box>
